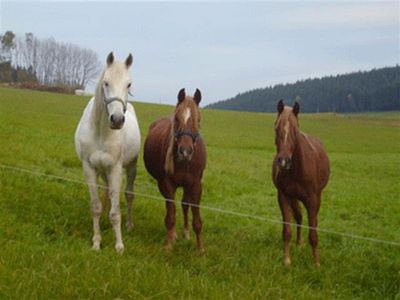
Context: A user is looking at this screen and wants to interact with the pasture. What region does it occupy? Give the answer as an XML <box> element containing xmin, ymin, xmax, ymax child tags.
<box><xmin>0</xmin><ymin>86</ymin><xmax>399</xmax><ymax>299</ymax></box>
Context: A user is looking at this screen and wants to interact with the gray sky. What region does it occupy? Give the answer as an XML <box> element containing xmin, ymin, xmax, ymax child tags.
<box><xmin>1</xmin><ymin>1</ymin><xmax>399</xmax><ymax>105</ymax></box>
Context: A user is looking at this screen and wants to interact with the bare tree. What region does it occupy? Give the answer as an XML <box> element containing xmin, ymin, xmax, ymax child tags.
<box><xmin>9</xmin><ymin>32</ymin><xmax>101</xmax><ymax>89</ymax></box>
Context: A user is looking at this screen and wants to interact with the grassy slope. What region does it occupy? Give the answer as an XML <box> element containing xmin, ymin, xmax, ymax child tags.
<box><xmin>0</xmin><ymin>87</ymin><xmax>399</xmax><ymax>299</ymax></box>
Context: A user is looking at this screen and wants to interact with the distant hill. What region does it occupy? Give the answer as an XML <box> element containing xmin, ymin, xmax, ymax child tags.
<box><xmin>207</xmin><ymin>66</ymin><xmax>400</xmax><ymax>113</ymax></box>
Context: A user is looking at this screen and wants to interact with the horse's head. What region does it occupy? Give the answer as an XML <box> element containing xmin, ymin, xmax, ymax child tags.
<box><xmin>101</xmin><ymin>52</ymin><xmax>133</xmax><ymax>130</ymax></box>
<box><xmin>173</xmin><ymin>88</ymin><xmax>202</xmax><ymax>161</ymax></box>
<box><xmin>274</xmin><ymin>99</ymin><xmax>300</xmax><ymax>170</ymax></box>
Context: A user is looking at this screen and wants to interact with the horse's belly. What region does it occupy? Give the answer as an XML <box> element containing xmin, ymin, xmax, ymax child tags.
<box><xmin>121</xmin><ymin>113</ymin><xmax>141</xmax><ymax>166</ymax></box>
<box><xmin>143</xmin><ymin>117</ymin><xmax>172</xmax><ymax>180</ymax></box>
<box><xmin>275</xmin><ymin>171</ymin><xmax>309</xmax><ymax>200</ymax></box>
<box><xmin>143</xmin><ymin>136</ymin><xmax>164</xmax><ymax>180</ymax></box>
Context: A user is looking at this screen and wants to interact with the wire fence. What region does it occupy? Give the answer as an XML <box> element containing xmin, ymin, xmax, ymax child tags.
<box><xmin>0</xmin><ymin>163</ymin><xmax>399</xmax><ymax>247</ymax></box>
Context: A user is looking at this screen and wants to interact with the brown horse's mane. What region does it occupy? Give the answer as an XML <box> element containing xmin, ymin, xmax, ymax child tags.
<box><xmin>164</xmin><ymin>97</ymin><xmax>200</xmax><ymax>175</ymax></box>
<box><xmin>165</xmin><ymin>117</ymin><xmax>175</xmax><ymax>175</ymax></box>
<box><xmin>274</xmin><ymin>107</ymin><xmax>299</xmax><ymax>146</ymax></box>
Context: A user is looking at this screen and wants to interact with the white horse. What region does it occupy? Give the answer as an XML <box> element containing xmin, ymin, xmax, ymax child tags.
<box><xmin>75</xmin><ymin>52</ymin><xmax>141</xmax><ymax>252</ymax></box>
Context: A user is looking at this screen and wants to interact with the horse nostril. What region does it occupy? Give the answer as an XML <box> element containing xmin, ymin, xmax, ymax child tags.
<box><xmin>110</xmin><ymin>114</ymin><xmax>124</xmax><ymax>126</ymax></box>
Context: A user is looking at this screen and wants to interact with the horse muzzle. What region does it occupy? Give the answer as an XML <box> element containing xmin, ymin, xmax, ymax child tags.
<box><xmin>277</xmin><ymin>157</ymin><xmax>292</xmax><ymax>170</ymax></box>
<box><xmin>109</xmin><ymin>114</ymin><xmax>125</xmax><ymax>130</ymax></box>
<box><xmin>177</xmin><ymin>146</ymin><xmax>193</xmax><ymax>161</ymax></box>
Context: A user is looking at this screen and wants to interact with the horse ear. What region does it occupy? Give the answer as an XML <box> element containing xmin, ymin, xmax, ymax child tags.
<box><xmin>177</xmin><ymin>88</ymin><xmax>186</xmax><ymax>103</ymax></box>
<box><xmin>293</xmin><ymin>101</ymin><xmax>300</xmax><ymax>116</ymax></box>
<box><xmin>193</xmin><ymin>89</ymin><xmax>201</xmax><ymax>105</ymax></box>
<box><xmin>125</xmin><ymin>53</ymin><xmax>133</xmax><ymax>68</ymax></box>
<box><xmin>107</xmin><ymin>52</ymin><xmax>114</xmax><ymax>66</ymax></box>
<box><xmin>277</xmin><ymin>99</ymin><xmax>284</xmax><ymax>114</ymax></box>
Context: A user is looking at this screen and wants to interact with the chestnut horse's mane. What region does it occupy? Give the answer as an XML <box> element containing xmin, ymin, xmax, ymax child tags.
<box><xmin>164</xmin><ymin>97</ymin><xmax>200</xmax><ymax>175</ymax></box>
<box><xmin>165</xmin><ymin>116</ymin><xmax>175</xmax><ymax>175</ymax></box>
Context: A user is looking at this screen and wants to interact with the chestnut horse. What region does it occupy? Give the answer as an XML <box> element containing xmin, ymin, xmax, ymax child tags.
<box><xmin>272</xmin><ymin>100</ymin><xmax>330</xmax><ymax>266</ymax></box>
<box><xmin>144</xmin><ymin>88</ymin><xmax>207</xmax><ymax>253</ymax></box>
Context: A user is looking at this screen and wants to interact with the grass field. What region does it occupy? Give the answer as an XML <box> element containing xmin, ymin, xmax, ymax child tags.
<box><xmin>0</xmin><ymin>86</ymin><xmax>399</xmax><ymax>299</ymax></box>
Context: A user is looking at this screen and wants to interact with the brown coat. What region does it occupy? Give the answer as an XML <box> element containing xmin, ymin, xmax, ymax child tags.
<box><xmin>272</xmin><ymin>99</ymin><xmax>330</xmax><ymax>267</ymax></box>
<box><xmin>143</xmin><ymin>88</ymin><xmax>207</xmax><ymax>254</ymax></box>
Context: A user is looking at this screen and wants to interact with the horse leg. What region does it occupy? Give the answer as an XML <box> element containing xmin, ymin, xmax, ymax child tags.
<box><xmin>108</xmin><ymin>164</ymin><xmax>124</xmax><ymax>253</ymax></box>
<box><xmin>83</xmin><ymin>162</ymin><xmax>102</xmax><ymax>250</ymax></box>
<box><xmin>278</xmin><ymin>191</ymin><xmax>292</xmax><ymax>266</ymax></box>
<box><xmin>125</xmin><ymin>158</ymin><xmax>137</xmax><ymax>232</ymax></box>
<box><xmin>182</xmin><ymin>187</ymin><xmax>191</xmax><ymax>240</ymax></box>
<box><xmin>289</xmin><ymin>199</ymin><xmax>303</xmax><ymax>246</ymax></box>
<box><xmin>190</xmin><ymin>181</ymin><xmax>204</xmax><ymax>254</ymax></box>
<box><xmin>101</xmin><ymin>174</ymin><xmax>110</xmax><ymax>219</ymax></box>
<box><xmin>158</xmin><ymin>179</ymin><xmax>177</xmax><ymax>251</ymax></box>
<box><xmin>305</xmin><ymin>195</ymin><xmax>321</xmax><ymax>267</ymax></box>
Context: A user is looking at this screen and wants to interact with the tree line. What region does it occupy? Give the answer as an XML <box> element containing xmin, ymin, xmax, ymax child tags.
<box><xmin>0</xmin><ymin>30</ymin><xmax>100</xmax><ymax>91</ymax></box>
<box><xmin>207</xmin><ymin>66</ymin><xmax>400</xmax><ymax>113</ymax></box>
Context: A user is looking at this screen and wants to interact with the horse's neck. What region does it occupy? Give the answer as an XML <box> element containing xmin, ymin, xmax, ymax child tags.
<box><xmin>293</xmin><ymin>130</ymin><xmax>308</xmax><ymax>166</ymax></box>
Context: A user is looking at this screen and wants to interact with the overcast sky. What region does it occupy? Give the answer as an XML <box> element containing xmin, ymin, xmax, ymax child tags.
<box><xmin>1</xmin><ymin>1</ymin><xmax>399</xmax><ymax>105</ymax></box>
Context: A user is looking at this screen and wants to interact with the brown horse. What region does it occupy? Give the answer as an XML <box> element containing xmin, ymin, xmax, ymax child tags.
<box><xmin>272</xmin><ymin>100</ymin><xmax>330</xmax><ymax>266</ymax></box>
<box><xmin>143</xmin><ymin>88</ymin><xmax>207</xmax><ymax>253</ymax></box>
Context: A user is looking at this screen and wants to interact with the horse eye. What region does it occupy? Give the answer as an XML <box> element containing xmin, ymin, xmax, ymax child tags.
<box><xmin>104</xmin><ymin>82</ymin><xmax>109</xmax><ymax>87</ymax></box>
<box><xmin>127</xmin><ymin>83</ymin><xmax>131</xmax><ymax>88</ymax></box>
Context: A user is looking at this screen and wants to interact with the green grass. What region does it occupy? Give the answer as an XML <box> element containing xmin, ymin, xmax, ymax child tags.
<box><xmin>0</xmin><ymin>86</ymin><xmax>399</xmax><ymax>299</ymax></box>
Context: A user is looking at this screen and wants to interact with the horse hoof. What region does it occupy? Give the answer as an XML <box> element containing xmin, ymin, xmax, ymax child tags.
<box><xmin>126</xmin><ymin>222</ymin><xmax>134</xmax><ymax>232</ymax></box>
<box><xmin>296</xmin><ymin>239</ymin><xmax>304</xmax><ymax>247</ymax></box>
<box><xmin>167</xmin><ymin>231</ymin><xmax>178</xmax><ymax>242</ymax></box>
<box><xmin>183</xmin><ymin>229</ymin><xmax>190</xmax><ymax>240</ymax></box>
<box><xmin>115</xmin><ymin>243</ymin><xmax>124</xmax><ymax>253</ymax></box>
<box><xmin>284</xmin><ymin>257</ymin><xmax>291</xmax><ymax>267</ymax></box>
<box><xmin>199</xmin><ymin>247</ymin><xmax>205</xmax><ymax>255</ymax></box>
<box><xmin>92</xmin><ymin>243</ymin><xmax>101</xmax><ymax>251</ymax></box>
<box><xmin>165</xmin><ymin>243</ymin><xmax>173</xmax><ymax>252</ymax></box>
<box><xmin>314</xmin><ymin>261</ymin><xmax>320</xmax><ymax>268</ymax></box>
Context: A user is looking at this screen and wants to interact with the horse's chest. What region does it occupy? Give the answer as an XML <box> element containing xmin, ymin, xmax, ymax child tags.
<box><xmin>171</xmin><ymin>162</ymin><xmax>203</xmax><ymax>186</ymax></box>
<box><xmin>275</xmin><ymin>172</ymin><xmax>309</xmax><ymax>199</ymax></box>
<box><xmin>84</xmin><ymin>139</ymin><xmax>122</xmax><ymax>169</ymax></box>
<box><xmin>171</xmin><ymin>169</ymin><xmax>195</xmax><ymax>186</ymax></box>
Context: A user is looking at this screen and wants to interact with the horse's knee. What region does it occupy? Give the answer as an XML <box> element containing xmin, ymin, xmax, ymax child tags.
<box><xmin>91</xmin><ymin>200</ymin><xmax>102</xmax><ymax>217</ymax></box>
<box><xmin>308</xmin><ymin>230</ymin><xmax>318</xmax><ymax>247</ymax></box>
<box><xmin>165</xmin><ymin>216</ymin><xmax>175</xmax><ymax>230</ymax></box>
<box><xmin>282</xmin><ymin>226</ymin><xmax>291</xmax><ymax>241</ymax></box>
<box><xmin>192</xmin><ymin>219</ymin><xmax>202</xmax><ymax>234</ymax></box>
<box><xmin>109</xmin><ymin>211</ymin><xmax>121</xmax><ymax>225</ymax></box>
<box><xmin>125</xmin><ymin>192</ymin><xmax>134</xmax><ymax>202</ymax></box>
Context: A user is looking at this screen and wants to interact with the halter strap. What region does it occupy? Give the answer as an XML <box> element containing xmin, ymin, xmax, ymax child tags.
<box><xmin>174</xmin><ymin>128</ymin><xmax>200</xmax><ymax>142</ymax></box>
<box><xmin>103</xmin><ymin>86</ymin><xmax>127</xmax><ymax>114</ymax></box>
